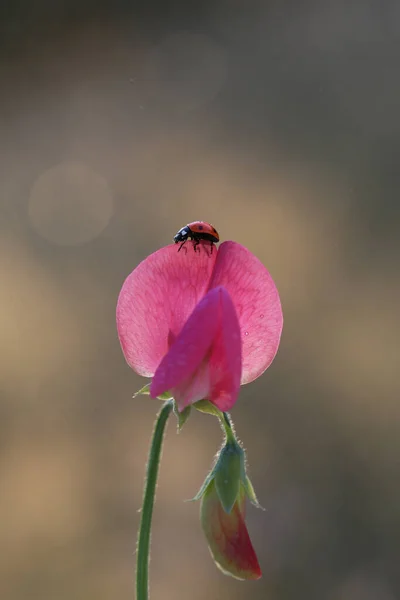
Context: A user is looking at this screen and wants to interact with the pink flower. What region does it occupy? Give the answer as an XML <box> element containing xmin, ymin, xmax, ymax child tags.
<box><xmin>117</xmin><ymin>241</ymin><xmax>282</xmax><ymax>412</ymax></box>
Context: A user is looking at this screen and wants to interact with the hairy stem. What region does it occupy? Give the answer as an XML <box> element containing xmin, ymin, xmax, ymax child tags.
<box><xmin>136</xmin><ymin>400</ymin><xmax>173</xmax><ymax>600</ymax></box>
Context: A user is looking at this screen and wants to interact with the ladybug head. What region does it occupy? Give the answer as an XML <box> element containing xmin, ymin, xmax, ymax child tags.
<box><xmin>174</xmin><ymin>225</ymin><xmax>190</xmax><ymax>244</ymax></box>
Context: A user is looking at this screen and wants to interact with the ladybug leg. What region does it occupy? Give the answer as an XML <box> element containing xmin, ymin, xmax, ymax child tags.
<box><xmin>210</xmin><ymin>242</ymin><xmax>214</xmax><ymax>254</ymax></box>
<box><xmin>178</xmin><ymin>240</ymin><xmax>187</xmax><ymax>252</ymax></box>
<box><xmin>192</xmin><ymin>235</ymin><xmax>201</xmax><ymax>253</ymax></box>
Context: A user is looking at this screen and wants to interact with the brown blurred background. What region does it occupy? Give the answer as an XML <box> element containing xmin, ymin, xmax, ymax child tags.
<box><xmin>1</xmin><ymin>1</ymin><xmax>399</xmax><ymax>599</ymax></box>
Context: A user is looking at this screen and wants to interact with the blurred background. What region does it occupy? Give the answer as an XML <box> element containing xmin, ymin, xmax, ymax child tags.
<box><xmin>1</xmin><ymin>1</ymin><xmax>399</xmax><ymax>599</ymax></box>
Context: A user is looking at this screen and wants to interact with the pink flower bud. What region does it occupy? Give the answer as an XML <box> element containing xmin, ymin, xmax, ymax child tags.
<box><xmin>201</xmin><ymin>480</ymin><xmax>261</xmax><ymax>580</ymax></box>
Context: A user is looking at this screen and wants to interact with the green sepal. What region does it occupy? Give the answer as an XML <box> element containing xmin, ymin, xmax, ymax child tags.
<box><xmin>237</xmin><ymin>444</ymin><xmax>264</xmax><ymax>510</ymax></box>
<box><xmin>189</xmin><ymin>469</ymin><xmax>216</xmax><ymax>502</ymax></box>
<box><xmin>190</xmin><ymin>411</ymin><xmax>264</xmax><ymax>512</ymax></box>
<box><xmin>193</xmin><ymin>399</ymin><xmax>223</xmax><ymax>419</ymax></box>
<box><xmin>156</xmin><ymin>391</ymin><xmax>174</xmax><ymax>400</ymax></box>
<box><xmin>173</xmin><ymin>401</ymin><xmax>191</xmax><ymax>431</ymax></box>
<box><xmin>133</xmin><ymin>383</ymin><xmax>173</xmax><ymax>401</ymax></box>
<box><xmin>242</xmin><ymin>475</ymin><xmax>264</xmax><ymax>510</ymax></box>
<box><xmin>214</xmin><ymin>441</ymin><xmax>243</xmax><ymax>514</ymax></box>
<box><xmin>132</xmin><ymin>383</ymin><xmax>151</xmax><ymax>398</ymax></box>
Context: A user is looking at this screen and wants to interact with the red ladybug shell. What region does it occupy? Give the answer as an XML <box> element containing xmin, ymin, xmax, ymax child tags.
<box><xmin>187</xmin><ymin>221</ymin><xmax>219</xmax><ymax>242</ymax></box>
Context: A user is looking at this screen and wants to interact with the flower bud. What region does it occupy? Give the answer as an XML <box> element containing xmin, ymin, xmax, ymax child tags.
<box><xmin>195</xmin><ymin>437</ymin><xmax>261</xmax><ymax>579</ymax></box>
<box><xmin>200</xmin><ymin>479</ymin><xmax>261</xmax><ymax>580</ymax></box>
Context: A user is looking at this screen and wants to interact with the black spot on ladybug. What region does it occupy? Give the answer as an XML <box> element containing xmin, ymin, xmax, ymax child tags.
<box><xmin>198</xmin><ymin>225</ymin><xmax>203</xmax><ymax>230</ymax></box>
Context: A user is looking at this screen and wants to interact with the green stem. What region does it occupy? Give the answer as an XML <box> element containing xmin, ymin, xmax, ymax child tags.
<box><xmin>221</xmin><ymin>412</ymin><xmax>236</xmax><ymax>443</ymax></box>
<box><xmin>136</xmin><ymin>400</ymin><xmax>173</xmax><ymax>600</ymax></box>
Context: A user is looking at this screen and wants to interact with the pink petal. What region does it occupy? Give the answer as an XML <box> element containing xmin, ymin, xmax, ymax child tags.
<box><xmin>208</xmin><ymin>288</ymin><xmax>242</xmax><ymax>411</ymax></box>
<box><xmin>150</xmin><ymin>287</ymin><xmax>219</xmax><ymax>403</ymax></box>
<box><xmin>170</xmin><ymin>358</ymin><xmax>211</xmax><ymax>411</ymax></box>
<box><xmin>201</xmin><ymin>481</ymin><xmax>262</xmax><ymax>580</ymax></box>
<box><xmin>150</xmin><ymin>287</ymin><xmax>242</xmax><ymax>412</ymax></box>
<box><xmin>209</xmin><ymin>241</ymin><xmax>283</xmax><ymax>384</ymax></box>
<box><xmin>116</xmin><ymin>244</ymin><xmax>216</xmax><ymax>377</ymax></box>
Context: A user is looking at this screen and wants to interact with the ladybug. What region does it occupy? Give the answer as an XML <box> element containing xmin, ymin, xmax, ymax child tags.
<box><xmin>174</xmin><ymin>221</ymin><xmax>220</xmax><ymax>252</ymax></box>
